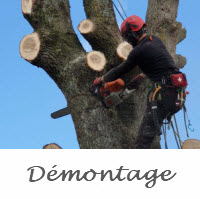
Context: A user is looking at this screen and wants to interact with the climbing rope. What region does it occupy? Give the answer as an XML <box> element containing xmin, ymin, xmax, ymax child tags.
<box><xmin>112</xmin><ymin>1</ymin><xmax>125</xmax><ymax>21</ymax></box>
<box><xmin>183</xmin><ymin>105</ymin><xmax>194</xmax><ymax>137</ymax></box>
<box><xmin>162</xmin><ymin>120</ymin><xmax>168</xmax><ymax>149</ymax></box>
<box><xmin>112</xmin><ymin>0</ymin><xmax>128</xmax><ymax>21</ymax></box>
<box><xmin>170</xmin><ymin>121</ymin><xmax>181</xmax><ymax>149</ymax></box>
<box><xmin>117</xmin><ymin>0</ymin><xmax>128</xmax><ymax>18</ymax></box>
<box><xmin>173</xmin><ymin>115</ymin><xmax>183</xmax><ymax>147</ymax></box>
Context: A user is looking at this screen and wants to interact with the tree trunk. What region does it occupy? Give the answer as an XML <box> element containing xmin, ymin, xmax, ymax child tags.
<box><xmin>20</xmin><ymin>0</ymin><xmax>186</xmax><ymax>149</ymax></box>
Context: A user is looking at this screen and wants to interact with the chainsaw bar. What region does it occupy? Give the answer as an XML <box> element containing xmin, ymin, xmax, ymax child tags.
<box><xmin>51</xmin><ymin>107</ymin><xmax>70</xmax><ymax>119</ymax></box>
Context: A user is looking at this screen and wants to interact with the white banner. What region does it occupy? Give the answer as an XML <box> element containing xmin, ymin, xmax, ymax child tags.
<box><xmin>0</xmin><ymin>150</ymin><xmax>199</xmax><ymax>199</ymax></box>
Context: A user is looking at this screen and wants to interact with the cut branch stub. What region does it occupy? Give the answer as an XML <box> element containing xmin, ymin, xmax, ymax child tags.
<box><xmin>21</xmin><ymin>0</ymin><xmax>33</xmax><ymax>15</ymax></box>
<box><xmin>87</xmin><ymin>51</ymin><xmax>106</xmax><ymax>72</ymax></box>
<box><xmin>43</xmin><ymin>143</ymin><xmax>62</xmax><ymax>149</ymax></box>
<box><xmin>117</xmin><ymin>42</ymin><xmax>133</xmax><ymax>61</ymax></box>
<box><xmin>173</xmin><ymin>54</ymin><xmax>187</xmax><ymax>69</ymax></box>
<box><xmin>20</xmin><ymin>32</ymin><xmax>40</xmax><ymax>62</ymax></box>
<box><xmin>182</xmin><ymin>139</ymin><xmax>200</xmax><ymax>149</ymax></box>
<box><xmin>177</xmin><ymin>26</ymin><xmax>187</xmax><ymax>44</ymax></box>
<box><xmin>78</xmin><ymin>19</ymin><xmax>96</xmax><ymax>34</ymax></box>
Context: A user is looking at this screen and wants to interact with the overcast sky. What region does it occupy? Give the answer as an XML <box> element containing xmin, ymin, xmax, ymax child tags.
<box><xmin>0</xmin><ymin>0</ymin><xmax>199</xmax><ymax>149</ymax></box>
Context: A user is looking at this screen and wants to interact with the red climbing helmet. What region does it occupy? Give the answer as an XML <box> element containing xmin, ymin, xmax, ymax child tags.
<box><xmin>120</xmin><ymin>15</ymin><xmax>147</xmax><ymax>45</ymax></box>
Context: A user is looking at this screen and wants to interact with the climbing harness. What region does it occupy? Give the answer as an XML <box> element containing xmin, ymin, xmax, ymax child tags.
<box><xmin>147</xmin><ymin>71</ymin><xmax>192</xmax><ymax>148</ymax></box>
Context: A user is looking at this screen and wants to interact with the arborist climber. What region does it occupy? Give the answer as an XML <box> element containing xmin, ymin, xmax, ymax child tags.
<box><xmin>93</xmin><ymin>15</ymin><xmax>188</xmax><ymax>149</ymax></box>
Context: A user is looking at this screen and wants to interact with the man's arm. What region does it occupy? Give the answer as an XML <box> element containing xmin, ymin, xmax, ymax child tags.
<box><xmin>102</xmin><ymin>47</ymin><xmax>141</xmax><ymax>83</ymax></box>
<box><xmin>126</xmin><ymin>73</ymin><xmax>147</xmax><ymax>90</ymax></box>
<box><xmin>102</xmin><ymin>61</ymin><xmax>135</xmax><ymax>83</ymax></box>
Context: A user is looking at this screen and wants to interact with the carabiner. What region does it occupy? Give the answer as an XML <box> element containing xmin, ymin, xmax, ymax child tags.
<box><xmin>188</xmin><ymin>124</ymin><xmax>194</xmax><ymax>132</ymax></box>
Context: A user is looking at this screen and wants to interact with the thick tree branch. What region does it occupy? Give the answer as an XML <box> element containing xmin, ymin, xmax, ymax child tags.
<box><xmin>146</xmin><ymin>0</ymin><xmax>186</xmax><ymax>69</ymax></box>
<box><xmin>20</xmin><ymin>0</ymin><xmax>85</xmax><ymax>85</ymax></box>
<box><xmin>144</xmin><ymin>0</ymin><xmax>187</xmax><ymax>148</ymax></box>
<box><xmin>82</xmin><ymin>0</ymin><xmax>123</xmax><ymax>65</ymax></box>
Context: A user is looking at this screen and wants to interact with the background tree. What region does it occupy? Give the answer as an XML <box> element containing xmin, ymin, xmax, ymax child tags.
<box><xmin>20</xmin><ymin>0</ymin><xmax>186</xmax><ymax>149</ymax></box>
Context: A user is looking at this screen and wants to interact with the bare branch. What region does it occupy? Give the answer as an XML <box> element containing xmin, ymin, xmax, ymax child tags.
<box><xmin>82</xmin><ymin>0</ymin><xmax>123</xmax><ymax>62</ymax></box>
<box><xmin>21</xmin><ymin>0</ymin><xmax>85</xmax><ymax>64</ymax></box>
<box><xmin>173</xmin><ymin>54</ymin><xmax>187</xmax><ymax>69</ymax></box>
<box><xmin>20</xmin><ymin>0</ymin><xmax>86</xmax><ymax>87</ymax></box>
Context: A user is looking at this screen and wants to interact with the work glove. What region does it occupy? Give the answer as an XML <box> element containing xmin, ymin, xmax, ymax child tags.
<box><xmin>93</xmin><ymin>77</ymin><xmax>103</xmax><ymax>86</ymax></box>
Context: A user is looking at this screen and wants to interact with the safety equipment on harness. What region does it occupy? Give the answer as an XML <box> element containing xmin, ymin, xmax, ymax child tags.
<box><xmin>183</xmin><ymin>105</ymin><xmax>194</xmax><ymax>138</ymax></box>
<box><xmin>89</xmin><ymin>78</ymin><xmax>136</xmax><ymax>108</ymax></box>
<box><xmin>148</xmin><ymin>71</ymin><xmax>188</xmax><ymax>136</ymax></box>
<box><xmin>148</xmin><ymin>71</ymin><xmax>192</xmax><ymax>149</ymax></box>
<box><xmin>170</xmin><ymin>73</ymin><xmax>188</xmax><ymax>88</ymax></box>
<box><xmin>151</xmin><ymin>85</ymin><xmax>162</xmax><ymax>133</ymax></box>
<box><xmin>120</xmin><ymin>15</ymin><xmax>147</xmax><ymax>46</ymax></box>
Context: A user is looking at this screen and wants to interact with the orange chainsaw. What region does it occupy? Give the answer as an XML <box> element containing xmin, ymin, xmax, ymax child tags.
<box><xmin>89</xmin><ymin>78</ymin><xmax>136</xmax><ymax>108</ymax></box>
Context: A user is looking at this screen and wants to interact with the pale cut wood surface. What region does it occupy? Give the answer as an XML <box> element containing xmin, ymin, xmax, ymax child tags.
<box><xmin>87</xmin><ymin>51</ymin><xmax>106</xmax><ymax>71</ymax></box>
<box><xmin>78</xmin><ymin>19</ymin><xmax>96</xmax><ymax>34</ymax></box>
<box><xmin>182</xmin><ymin>139</ymin><xmax>200</xmax><ymax>149</ymax></box>
<box><xmin>20</xmin><ymin>32</ymin><xmax>40</xmax><ymax>61</ymax></box>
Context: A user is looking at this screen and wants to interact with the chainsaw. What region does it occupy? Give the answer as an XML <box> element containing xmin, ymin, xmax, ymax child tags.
<box><xmin>51</xmin><ymin>78</ymin><xmax>136</xmax><ymax>119</ymax></box>
<box><xmin>89</xmin><ymin>78</ymin><xmax>136</xmax><ymax>108</ymax></box>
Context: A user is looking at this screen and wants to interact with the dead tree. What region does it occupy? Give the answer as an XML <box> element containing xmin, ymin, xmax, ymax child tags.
<box><xmin>20</xmin><ymin>0</ymin><xmax>186</xmax><ymax>149</ymax></box>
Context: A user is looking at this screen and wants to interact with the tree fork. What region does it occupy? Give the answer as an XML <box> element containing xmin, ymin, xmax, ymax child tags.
<box><xmin>20</xmin><ymin>0</ymin><xmax>134</xmax><ymax>149</ymax></box>
<box><xmin>83</xmin><ymin>0</ymin><xmax>123</xmax><ymax>65</ymax></box>
<box><xmin>20</xmin><ymin>0</ymin><xmax>86</xmax><ymax>88</ymax></box>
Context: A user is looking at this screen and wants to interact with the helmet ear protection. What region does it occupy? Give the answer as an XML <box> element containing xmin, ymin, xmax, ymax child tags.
<box><xmin>123</xmin><ymin>22</ymin><xmax>147</xmax><ymax>46</ymax></box>
<box><xmin>124</xmin><ymin>22</ymin><xmax>139</xmax><ymax>46</ymax></box>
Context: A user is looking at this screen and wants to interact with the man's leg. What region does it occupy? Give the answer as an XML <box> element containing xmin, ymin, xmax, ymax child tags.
<box><xmin>135</xmin><ymin>87</ymin><xmax>180</xmax><ymax>149</ymax></box>
<box><xmin>135</xmin><ymin>108</ymin><xmax>161</xmax><ymax>149</ymax></box>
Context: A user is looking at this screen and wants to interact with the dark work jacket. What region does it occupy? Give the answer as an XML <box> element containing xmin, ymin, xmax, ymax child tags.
<box><xmin>104</xmin><ymin>35</ymin><xmax>177</xmax><ymax>83</ymax></box>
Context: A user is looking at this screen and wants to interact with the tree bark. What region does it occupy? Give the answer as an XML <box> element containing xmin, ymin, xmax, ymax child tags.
<box><xmin>20</xmin><ymin>0</ymin><xmax>186</xmax><ymax>149</ymax></box>
<box><xmin>146</xmin><ymin>0</ymin><xmax>186</xmax><ymax>68</ymax></box>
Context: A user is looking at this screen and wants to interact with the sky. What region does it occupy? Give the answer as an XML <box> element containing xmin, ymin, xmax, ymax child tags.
<box><xmin>0</xmin><ymin>0</ymin><xmax>199</xmax><ymax>149</ymax></box>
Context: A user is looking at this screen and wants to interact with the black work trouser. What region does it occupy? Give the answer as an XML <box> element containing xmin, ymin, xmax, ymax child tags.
<box><xmin>135</xmin><ymin>87</ymin><xmax>181</xmax><ymax>149</ymax></box>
